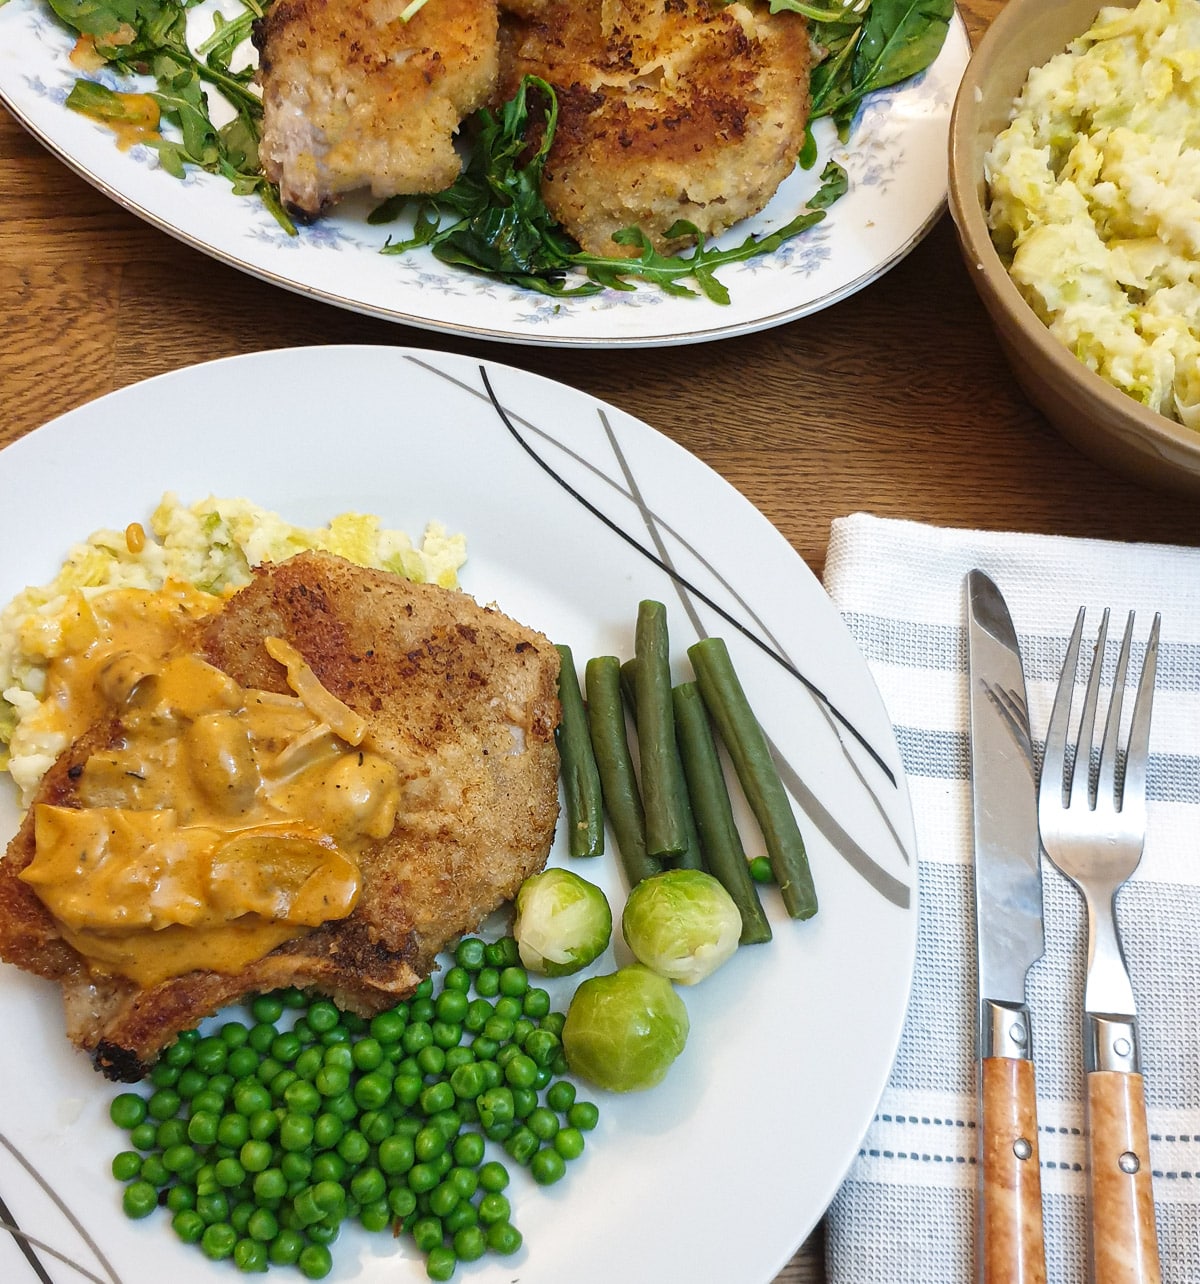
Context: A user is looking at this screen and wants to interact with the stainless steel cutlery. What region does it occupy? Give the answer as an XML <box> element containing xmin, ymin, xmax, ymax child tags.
<box><xmin>1039</xmin><ymin>606</ymin><xmax>1163</xmax><ymax>1284</ymax></box>
<box><xmin>965</xmin><ymin>575</ymin><xmax>1163</xmax><ymax>1282</ymax></box>
<box><xmin>966</xmin><ymin>570</ymin><xmax>1048</xmax><ymax>1284</ymax></box>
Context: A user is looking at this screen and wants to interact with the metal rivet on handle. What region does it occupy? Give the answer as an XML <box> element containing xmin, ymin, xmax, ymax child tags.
<box><xmin>1013</xmin><ymin>1138</ymin><xmax>1033</xmax><ymax>1161</ymax></box>
<box><xmin>1113</xmin><ymin>1036</ymin><xmax>1132</xmax><ymax>1058</ymax></box>
<box><xmin>1118</xmin><ymin>1152</ymin><xmax>1140</xmax><ymax>1175</ymax></box>
<box><xmin>1009</xmin><ymin>1022</ymin><xmax>1028</xmax><ymax>1048</ymax></box>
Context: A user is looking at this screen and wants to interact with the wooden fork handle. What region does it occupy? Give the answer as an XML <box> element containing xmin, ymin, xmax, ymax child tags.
<box><xmin>979</xmin><ymin>1056</ymin><xmax>1047</xmax><ymax>1284</ymax></box>
<box><xmin>1087</xmin><ymin>1069</ymin><xmax>1162</xmax><ymax>1283</ymax></box>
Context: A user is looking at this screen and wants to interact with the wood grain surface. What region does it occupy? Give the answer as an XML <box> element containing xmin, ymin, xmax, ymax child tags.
<box><xmin>3</xmin><ymin>2</ymin><xmax>1198</xmax><ymax>1281</ymax></box>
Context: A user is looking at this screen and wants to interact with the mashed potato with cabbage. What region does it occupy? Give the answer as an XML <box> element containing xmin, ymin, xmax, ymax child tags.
<box><xmin>985</xmin><ymin>0</ymin><xmax>1200</xmax><ymax>427</ymax></box>
<box><xmin>0</xmin><ymin>495</ymin><xmax>466</xmax><ymax>803</ymax></box>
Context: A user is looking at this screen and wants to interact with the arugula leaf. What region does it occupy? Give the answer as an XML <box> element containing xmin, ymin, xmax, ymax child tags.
<box><xmin>381</xmin><ymin>81</ymin><xmax>849</xmax><ymax>301</ymax></box>
<box><xmin>45</xmin><ymin>0</ymin><xmax>291</xmax><ymax>228</ymax></box>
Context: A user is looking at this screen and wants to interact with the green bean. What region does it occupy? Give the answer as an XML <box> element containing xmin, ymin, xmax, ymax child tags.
<box><xmin>672</xmin><ymin>681</ymin><xmax>772</xmax><ymax>943</ymax></box>
<box><xmin>620</xmin><ymin>658</ymin><xmax>704</xmax><ymax>871</ymax></box>
<box><xmin>584</xmin><ymin>655</ymin><xmax>661</xmax><ymax>886</ymax></box>
<box><xmin>633</xmin><ymin>601</ymin><xmax>688</xmax><ymax>859</ymax></box>
<box><xmin>688</xmin><ymin>637</ymin><xmax>818</xmax><ymax>919</ymax></box>
<box><xmin>553</xmin><ymin>644</ymin><xmax>605</xmax><ymax>858</ymax></box>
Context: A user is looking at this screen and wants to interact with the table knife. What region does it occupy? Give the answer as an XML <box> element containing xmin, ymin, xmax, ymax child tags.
<box><xmin>966</xmin><ymin>570</ymin><xmax>1048</xmax><ymax>1284</ymax></box>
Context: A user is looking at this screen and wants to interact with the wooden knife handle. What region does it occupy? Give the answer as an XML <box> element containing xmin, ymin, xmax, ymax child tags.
<box><xmin>979</xmin><ymin>1056</ymin><xmax>1047</xmax><ymax>1284</ymax></box>
<box><xmin>1087</xmin><ymin>1070</ymin><xmax>1162</xmax><ymax>1284</ymax></box>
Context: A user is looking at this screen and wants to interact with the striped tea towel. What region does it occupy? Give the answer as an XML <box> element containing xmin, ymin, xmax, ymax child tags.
<box><xmin>820</xmin><ymin>513</ymin><xmax>1200</xmax><ymax>1284</ymax></box>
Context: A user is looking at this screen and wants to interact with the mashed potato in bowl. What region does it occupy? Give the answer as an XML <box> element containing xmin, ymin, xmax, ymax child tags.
<box><xmin>985</xmin><ymin>0</ymin><xmax>1200</xmax><ymax>428</ymax></box>
<box><xmin>0</xmin><ymin>494</ymin><xmax>466</xmax><ymax>805</ymax></box>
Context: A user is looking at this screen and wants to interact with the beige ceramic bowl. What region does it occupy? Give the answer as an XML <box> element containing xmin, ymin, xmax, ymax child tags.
<box><xmin>947</xmin><ymin>0</ymin><xmax>1200</xmax><ymax>494</ymax></box>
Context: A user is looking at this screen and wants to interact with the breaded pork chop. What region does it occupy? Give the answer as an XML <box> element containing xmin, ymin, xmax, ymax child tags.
<box><xmin>253</xmin><ymin>0</ymin><xmax>499</xmax><ymax>218</ymax></box>
<box><xmin>0</xmin><ymin>553</ymin><xmax>560</xmax><ymax>1079</ymax></box>
<box><xmin>496</xmin><ymin>0</ymin><xmax>812</xmax><ymax>256</ymax></box>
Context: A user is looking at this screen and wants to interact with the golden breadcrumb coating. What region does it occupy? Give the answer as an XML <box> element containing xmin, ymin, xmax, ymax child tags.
<box><xmin>0</xmin><ymin>553</ymin><xmax>560</xmax><ymax>1078</ymax></box>
<box><xmin>496</xmin><ymin>0</ymin><xmax>812</xmax><ymax>256</ymax></box>
<box><xmin>253</xmin><ymin>0</ymin><xmax>499</xmax><ymax>217</ymax></box>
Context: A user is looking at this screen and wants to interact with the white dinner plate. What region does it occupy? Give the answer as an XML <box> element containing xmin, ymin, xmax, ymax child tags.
<box><xmin>0</xmin><ymin>0</ymin><xmax>969</xmax><ymax>347</ymax></box>
<box><xmin>0</xmin><ymin>347</ymin><xmax>917</xmax><ymax>1283</ymax></box>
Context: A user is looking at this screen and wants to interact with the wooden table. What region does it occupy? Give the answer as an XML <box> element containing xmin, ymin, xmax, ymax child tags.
<box><xmin>3</xmin><ymin>1</ymin><xmax>1198</xmax><ymax>1279</ymax></box>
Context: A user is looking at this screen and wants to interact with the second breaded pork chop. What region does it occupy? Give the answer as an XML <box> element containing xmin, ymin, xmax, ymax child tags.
<box><xmin>253</xmin><ymin>0</ymin><xmax>499</xmax><ymax>218</ymax></box>
<box><xmin>0</xmin><ymin>552</ymin><xmax>560</xmax><ymax>1078</ymax></box>
<box><xmin>497</xmin><ymin>0</ymin><xmax>812</xmax><ymax>256</ymax></box>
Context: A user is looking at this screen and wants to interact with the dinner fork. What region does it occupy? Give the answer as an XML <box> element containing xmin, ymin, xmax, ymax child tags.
<box><xmin>1038</xmin><ymin>607</ymin><xmax>1163</xmax><ymax>1284</ymax></box>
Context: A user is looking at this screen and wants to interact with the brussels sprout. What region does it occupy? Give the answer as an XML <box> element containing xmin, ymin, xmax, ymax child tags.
<box><xmin>513</xmin><ymin>868</ymin><xmax>612</xmax><ymax>978</ymax></box>
<box><xmin>562</xmin><ymin>965</ymin><xmax>688</xmax><ymax>1093</ymax></box>
<box><xmin>621</xmin><ymin>868</ymin><xmax>741</xmax><ymax>985</ymax></box>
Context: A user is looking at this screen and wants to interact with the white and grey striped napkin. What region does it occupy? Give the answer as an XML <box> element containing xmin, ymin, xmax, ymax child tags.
<box><xmin>821</xmin><ymin>513</ymin><xmax>1200</xmax><ymax>1284</ymax></box>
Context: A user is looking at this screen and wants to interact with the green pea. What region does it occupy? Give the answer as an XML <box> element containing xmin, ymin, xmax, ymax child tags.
<box><xmin>192</xmin><ymin>1037</ymin><xmax>228</xmax><ymax>1076</ymax></box>
<box><xmin>484</xmin><ymin>938</ymin><xmax>519</xmax><ymax>968</ymax></box>
<box><xmin>214</xmin><ymin>1157</ymin><xmax>245</xmax><ymax>1189</ymax></box>
<box><xmin>463</xmin><ymin>999</ymin><xmax>493</xmax><ymax>1033</ymax></box>
<box><xmin>173</xmin><ymin>1208</ymin><xmax>205</xmax><ymax>1243</ymax></box>
<box><xmin>427</xmin><ymin>1180</ymin><xmax>459</xmax><ymax>1218</ymax></box>
<box><xmin>522</xmin><ymin>987</ymin><xmax>551</xmax><ymax>1019</ymax></box>
<box><xmin>407</xmin><ymin>1161</ymin><xmax>441</xmax><ymax>1194</ymax></box>
<box><xmin>162</xmin><ymin>1143</ymin><xmax>200</xmax><ymax>1176</ymax></box>
<box><xmin>129</xmin><ymin>1122</ymin><xmax>158</xmax><ymax>1152</ymax></box>
<box><xmin>486</xmin><ymin>1219</ymin><xmax>523</xmax><ymax>1255</ymax></box>
<box><xmin>297</xmin><ymin>1243</ymin><xmax>333</xmax><ymax>1279</ymax></box>
<box><xmin>240</xmin><ymin>1139</ymin><xmax>273</xmax><ymax>1174</ymax></box>
<box><xmin>546</xmin><ymin>1080</ymin><xmax>576</xmax><ymax>1113</ymax></box>
<box><xmin>359</xmin><ymin>1198</ymin><xmax>392</xmax><ymax>1233</ymax></box>
<box><xmin>226</xmin><ymin>1046</ymin><xmax>260</xmax><ymax>1079</ymax></box>
<box><xmin>248</xmin><ymin>1109</ymin><xmax>278</xmax><ymax>1141</ymax></box>
<box><xmin>268</xmin><ymin>1227</ymin><xmax>305</xmax><ymax>1265</ymax></box>
<box><xmin>431</xmin><ymin>1021</ymin><xmax>463</xmax><ymax>1050</ymax></box>
<box><xmin>201</xmin><ymin>1221</ymin><xmax>238</xmax><ymax>1260</ymax></box>
<box><xmin>147</xmin><ymin>1087</ymin><xmax>181</xmax><ymax>1121</ymax></box>
<box><xmin>477</xmin><ymin>1160</ymin><xmax>509</xmax><ymax>1193</ymax></box>
<box><xmin>504</xmin><ymin>1054</ymin><xmax>538</xmax><ymax>1090</ymax></box>
<box><xmin>370</xmin><ymin>1009</ymin><xmax>406</xmax><ymax>1043</ymax></box>
<box><xmin>255</xmin><ymin>1057</ymin><xmax>284</xmax><ymax>1087</ymax></box>
<box><xmin>350</xmin><ymin>1166</ymin><xmax>386</xmax><ymax>1205</ymax></box>
<box><xmin>504</xmin><ymin>1125</ymin><xmax>538</xmax><ymax>1166</ymax></box>
<box><xmin>121</xmin><ymin>1179</ymin><xmax>158</xmax><ymax>1219</ymax></box>
<box><xmin>401</xmin><ymin>1022</ymin><xmax>433</xmax><ymax>1055</ymax></box>
<box><xmin>554</xmin><ymin>1125</ymin><xmax>586</xmax><ymax>1160</ymax></box>
<box><xmin>409</xmin><ymin>996</ymin><xmax>436</xmax><ymax>1023</ymax></box>
<box><xmin>388</xmin><ymin>1186</ymin><xmax>417</xmax><ymax>1219</ymax></box>
<box><xmin>336</xmin><ymin>1129</ymin><xmax>370</xmax><ymax>1166</ymax></box>
<box><xmin>379</xmin><ymin>1134</ymin><xmax>415</xmax><ymax>1175</ymax></box>
<box><xmin>442</xmin><ymin>966</ymin><xmax>472</xmax><ymax>995</ymax></box>
<box><xmin>454</xmin><ymin>1224</ymin><xmax>488</xmax><ymax>1262</ymax></box>
<box><xmin>420</xmin><ymin>1082</ymin><xmax>455</xmax><ymax>1116</ymax></box>
<box><xmin>443</xmin><ymin>1200</ymin><xmax>478</xmax><ymax>1235</ymax></box>
<box><xmin>197</xmin><ymin>1191</ymin><xmax>230</xmax><ymax>1225</ymax></box>
<box><xmin>568</xmin><ymin>1100</ymin><xmax>600</xmax><ymax>1131</ymax></box>
<box><xmin>280</xmin><ymin>1151</ymin><xmax>313</xmax><ymax>1184</ymax></box>
<box><xmin>247</xmin><ymin>1022</ymin><xmax>277</xmax><ymax>1054</ymax></box>
<box><xmin>217</xmin><ymin>1113</ymin><xmax>250</xmax><ymax>1149</ymax></box>
<box><xmin>139</xmin><ymin>1155</ymin><xmax>168</xmax><ymax>1187</ymax></box>
<box><xmin>150</xmin><ymin>1061</ymin><xmax>179</xmax><ymax>1088</ymax></box>
<box><xmin>175</xmin><ymin>1068</ymin><xmax>208</xmax><ymax>1100</ymax></box>
<box><xmin>271</xmin><ymin>1031</ymin><xmax>302</xmax><ymax>1063</ymax></box>
<box><xmin>527</xmin><ymin>1107</ymin><xmax>559</xmax><ymax>1141</ymax></box>
<box><xmin>325</xmin><ymin>1092</ymin><xmax>359</xmax><ymax>1123</ymax></box>
<box><xmin>393</xmin><ymin>1074</ymin><xmax>422</xmax><ymax>1108</ymax></box>
<box><xmin>112</xmin><ymin>1150</ymin><xmax>142</xmax><ymax>1182</ymax></box>
<box><xmin>166</xmin><ymin>1183</ymin><xmax>196</xmax><ymax>1212</ymax></box>
<box><xmin>251</xmin><ymin>994</ymin><xmax>285</xmax><ymax>1024</ymax></box>
<box><xmin>414</xmin><ymin>1125</ymin><xmax>446</xmax><ymax>1163</ymax></box>
<box><xmin>234</xmin><ymin>1237</ymin><xmax>269</xmax><ymax>1272</ymax></box>
<box><xmin>253</xmin><ymin>1168</ymin><xmax>287</xmax><ymax>1202</ymax></box>
<box><xmin>359</xmin><ymin>1109</ymin><xmax>393</xmax><ymax>1145</ymax></box>
<box><xmin>530</xmin><ymin>1146</ymin><xmax>567</xmax><ymax>1185</ymax></box>
<box><xmin>310</xmin><ymin>1152</ymin><xmax>347</xmax><ymax>1185</ymax></box>
<box><xmin>294</xmin><ymin>1046</ymin><xmax>324</xmax><ymax>1080</ymax></box>
<box><xmin>411</xmin><ymin>1215</ymin><xmax>443</xmax><ymax>1253</ymax></box>
<box><xmin>284</xmin><ymin>1079</ymin><xmax>322</xmax><ymax>1115</ymax></box>
<box><xmin>449</xmin><ymin>1063</ymin><xmax>486</xmax><ymax>1100</ymax></box>
<box><xmin>478</xmin><ymin>1191</ymin><xmax>511</xmax><ymax>1224</ymax></box>
<box><xmin>425</xmin><ymin>1244</ymin><xmax>457</xmax><ymax>1281</ymax></box>
<box><xmin>474</xmin><ymin>968</ymin><xmax>500</xmax><ymax>998</ymax></box>
<box><xmin>279</xmin><ymin>1114</ymin><xmax>315</xmax><ymax>1152</ymax></box>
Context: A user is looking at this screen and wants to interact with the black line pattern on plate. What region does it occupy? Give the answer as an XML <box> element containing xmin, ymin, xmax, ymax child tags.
<box><xmin>461</xmin><ymin>360</ymin><xmax>911</xmax><ymax>907</ymax></box>
<box><xmin>0</xmin><ymin>1131</ymin><xmax>123</xmax><ymax>1284</ymax></box>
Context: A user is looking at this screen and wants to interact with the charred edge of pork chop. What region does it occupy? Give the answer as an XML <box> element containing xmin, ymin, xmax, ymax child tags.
<box><xmin>0</xmin><ymin>553</ymin><xmax>561</xmax><ymax>1080</ymax></box>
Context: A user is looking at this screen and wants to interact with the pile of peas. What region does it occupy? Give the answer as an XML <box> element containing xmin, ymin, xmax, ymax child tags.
<box><xmin>108</xmin><ymin>936</ymin><xmax>599</xmax><ymax>1281</ymax></box>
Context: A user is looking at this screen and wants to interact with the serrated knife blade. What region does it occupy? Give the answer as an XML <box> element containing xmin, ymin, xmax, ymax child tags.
<box><xmin>965</xmin><ymin>569</ymin><xmax>1047</xmax><ymax>1284</ymax></box>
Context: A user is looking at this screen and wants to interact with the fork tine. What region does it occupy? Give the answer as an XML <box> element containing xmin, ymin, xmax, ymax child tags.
<box><xmin>1121</xmin><ymin>612</ymin><xmax>1161</xmax><ymax>816</ymax></box>
<box><xmin>1044</xmin><ymin>607</ymin><xmax>1086</xmax><ymax>809</ymax></box>
<box><xmin>1072</xmin><ymin>608</ymin><xmax>1109</xmax><ymax>808</ymax></box>
<box><xmin>1096</xmin><ymin>612</ymin><xmax>1134</xmax><ymax>808</ymax></box>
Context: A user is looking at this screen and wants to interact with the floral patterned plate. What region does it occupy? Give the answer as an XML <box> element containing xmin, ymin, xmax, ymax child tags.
<box><xmin>0</xmin><ymin>3</ymin><xmax>968</xmax><ymax>344</ymax></box>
